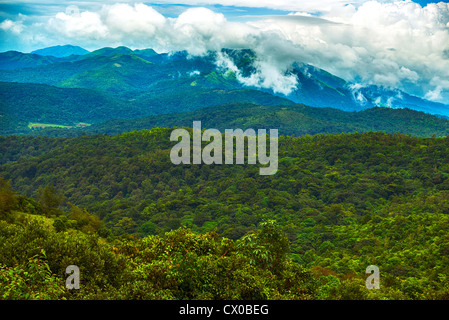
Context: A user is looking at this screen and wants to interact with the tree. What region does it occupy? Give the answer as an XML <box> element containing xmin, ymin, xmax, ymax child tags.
<box><xmin>237</xmin><ymin>220</ymin><xmax>290</xmax><ymax>274</ymax></box>
<box><xmin>37</xmin><ymin>184</ymin><xmax>64</xmax><ymax>217</ymax></box>
<box><xmin>67</xmin><ymin>202</ymin><xmax>102</xmax><ymax>234</ymax></box>
<box><xmin>0</xmin><ymin>176</ymin><xmax>18</xmax><ymax>219</ymax></box>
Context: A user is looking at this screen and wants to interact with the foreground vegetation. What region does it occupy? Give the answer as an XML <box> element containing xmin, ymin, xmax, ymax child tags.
<box><xmin>1</xmin><ymin>128</ymin><xmax>449</xmax><ymax>299</ymax></box>
<box><xmin>0</xmin><ymin>189</ymin><xmax>315</xmax><ymax>300</ymax></box>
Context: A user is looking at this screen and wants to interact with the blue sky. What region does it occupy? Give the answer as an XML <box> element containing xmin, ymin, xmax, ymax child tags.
<box><xmin>414</xmin><ymin>0</ymin><xmax>439</xmax><ymax>5</ymax></box>
<box><xmin>1</xmin><ymin>1</ymin><xmax>448</xmax><ymax>103</ymax></box>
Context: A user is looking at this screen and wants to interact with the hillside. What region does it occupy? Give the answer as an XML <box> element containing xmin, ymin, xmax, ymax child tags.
<box><xmin>0</xmin><ymin>82</ymin><xmax>134</xmax><ymax>135</ymax></box>
<box><xmin>2</xmin><ymin>74</ymin><xmax>449</xmax><ymax>137</ymax></box>
<box><xmin>17</xmin><ymin>102</ymin><xmax>449</xmax><ymax>139</ymax></box>
<box><xmin>69</xmin><ymin>103</ymin><xmax>449</xmax><ymax>138</ymax></box>
<box><xmin>0</xmin><ymin>82</ymin><xmax>293</xmax><ymax>135</ymax></box>
<box><xmin>1</xmin><ymin>128</ymin><xmax>449</xmax><ymax>299</ymax></box>
<box><xmin>0</xmin><ymin>178</ymin><xmax>316</xmax><ymax>300</ymax></box>
<box><xmin>0</xmin><ymin>51</ymin><xmax>62</xmax><ymax>70</ymax></box>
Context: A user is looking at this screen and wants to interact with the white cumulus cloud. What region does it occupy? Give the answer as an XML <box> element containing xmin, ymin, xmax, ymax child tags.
<box><xmin>0</xmin><ymin>18</ymin><xmax>25</xmax><ymax>35</ymax></box>
<box><xmin>1</xmin><ymin>1</ymin><xmax>449</xmax><ymax>102</ymax></box>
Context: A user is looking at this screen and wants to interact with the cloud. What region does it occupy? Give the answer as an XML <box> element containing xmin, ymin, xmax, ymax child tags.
<box><xmin>1</xmin><ymin>1</ymin><xmax>449</xmax><ymax>102</ymax></box>
<box><xmin>348</xmin><ymin>83</ymin><xmax>368</xmax><ymax>105</ymax></box>
<box><xmin>342</xmin><ymin>1</ymin><xmax>449</xmax><ymax>101</ymax></box>
<box><xmin>424</xmin><ymin>76</ymin><xmax>449</xmax><ymax>102</ymax></box>
<box><xmin>46</xmin><ymin>3</ymin><xmax>166</xmax><ymax>42</ymax></box>
<box><xmin>215</xmin><ymin>49</ymin><xmax>298</xmax><ymax>95</ymax></box>
<box><xmin>41</xmin><ymin>3</ymin><xmax>303</xmax><ymax>94</ymax></box>
<box><xmin>104</xmin><ymin>3</ymin><xmax>166</xmax><ymax>37</ymax></box>
<box><xmin>425</xmin><ymin>86</ymin><xmax>443</xmax><ymax>101</ymax></box>
<box><xmin>170</xmin><ymin>7</ymin><xmax>233</xmax><ymax>55</ymax></box>
<box><xmin>43</xmin><ymin>4</ymin><xmax>255</xmax><ymax>54</ymax></box>
<box><xmin>244</xmin><ymin>0</ymin><xmax>449</xmax><ymax>102</ymax></box>
<box><xmin>49</xmin><ymin>9</ymin><xmax>108</xmax><ymax>39</ymax></box>
<box><xmin>0</xmin><ymin>18</ymin><xmax>25</xmax><ymax>34</ymax></box>
<box><xmin>243</xmin><ymin>60</ymin><xmax>298</xmax><ymax>95</ymax></box>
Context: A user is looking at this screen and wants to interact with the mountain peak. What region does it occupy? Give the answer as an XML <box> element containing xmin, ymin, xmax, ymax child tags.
<box><xmin>133</xmin><ymin>48</ymin><xmax>158</xmax><ymax>58</ymax></box>
<box><xmin>88</xmin><ymin>46</ymin><xmax>134</xmax><ymax>57</ymax></box>
<box><xmin>31</xmin><ymin>45</ymin><xmax>89</xmax><ymax>58</ymax></box>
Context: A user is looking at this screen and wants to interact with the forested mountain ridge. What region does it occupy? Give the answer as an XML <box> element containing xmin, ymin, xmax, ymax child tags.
<box><xmin>0</xmin><ymin>81</ymin><xmax>292</xmax><ymax>135</ymax></box>
<box><xmin>37</xmin><ymin>103</ymin><xmax>449</xmax><ymax>138</ymax></box>
<box><xmin>4</xmin><ymin>88</ymin><xmax>449</xmax><ymax>138</ymax></box>
<box><xmin>1</xmin><ymin>46</ymin><xmax>448</xmax><ymax>124</ymax></box>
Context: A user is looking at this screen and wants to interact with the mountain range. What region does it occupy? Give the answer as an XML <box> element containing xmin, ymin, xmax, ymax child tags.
<box><xmin>0</xmin><ymin>45</ymin><xmax>448</xmax><ymax>136</ymax></box>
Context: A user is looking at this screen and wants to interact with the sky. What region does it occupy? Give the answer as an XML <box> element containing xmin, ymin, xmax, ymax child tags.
<box><xmin>0</xmin><ymin>0</ymin><xmax>449</xmax><ymax>103</ymax></box>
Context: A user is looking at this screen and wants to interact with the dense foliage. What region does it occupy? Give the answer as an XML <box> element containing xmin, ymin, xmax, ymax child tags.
<box><xmin>0</xmin><ymin>82</ymin><xmax>291</xmax><ymax>136</ymax></box>
<box><xmin>1</xmin><ymin>128</ymin><xmax>449</xmax><ymax>299</ymax></box>
<box><xmin>4</xmin><ymin>96</ymin><xmax>449</xmax><ymax>139</ymax></box>
<box><xmin>1</xmin><ymin>178</ymin><xmax>315</xmax><ymax>299</ymax></box>
<box><xmin>65</xmin><ymin>103</ymin><xmax>449</xmax><ymax>138</ymax></box>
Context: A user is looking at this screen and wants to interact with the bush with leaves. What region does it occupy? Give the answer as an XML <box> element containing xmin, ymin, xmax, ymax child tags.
<box><xmin>0</xmin><ymin>249</ymin><xmax>66</xmax><ymax>300</ymax></box>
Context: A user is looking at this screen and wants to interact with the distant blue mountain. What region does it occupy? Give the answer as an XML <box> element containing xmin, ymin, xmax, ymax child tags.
<box><xmin>284</xmin><ymin>63</ymin><xmax>449</xmax><ymax>116</ymax></box>
<box><xmin>31</xmin><ymin>45</ymin><xmax>89</xmax><ymax>58</ymax></box>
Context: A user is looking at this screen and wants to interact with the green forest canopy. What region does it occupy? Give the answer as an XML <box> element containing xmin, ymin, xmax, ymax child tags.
<box><xmin>1</xmin><ymin>128</ymin><xmax>449</xmax><ymax>299</ymax></box>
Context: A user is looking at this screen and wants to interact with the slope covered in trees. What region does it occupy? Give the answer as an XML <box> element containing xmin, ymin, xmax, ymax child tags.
<box><xmin>8</xmin><ymin>101</ymin><xmax>449</xmax><ymax>138</ymax></box>
<box><xmin>1</xmin><ymin>128</ymin><xmax>449</xmax><ymax>299</ymax></box>
<box><xmin>62</xmin><ymin>103</ymin><xmax>449</xmax><ymax>138</ymax></box>
<box><xmin>0</xmin><ymin>82</ymin><xmax>292</xmax><ymax>135</ymax></box>
<box><xmin>0</xmin><ymin>178</ymin><xmax>315</xmax><ymax>300</ymax></box>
